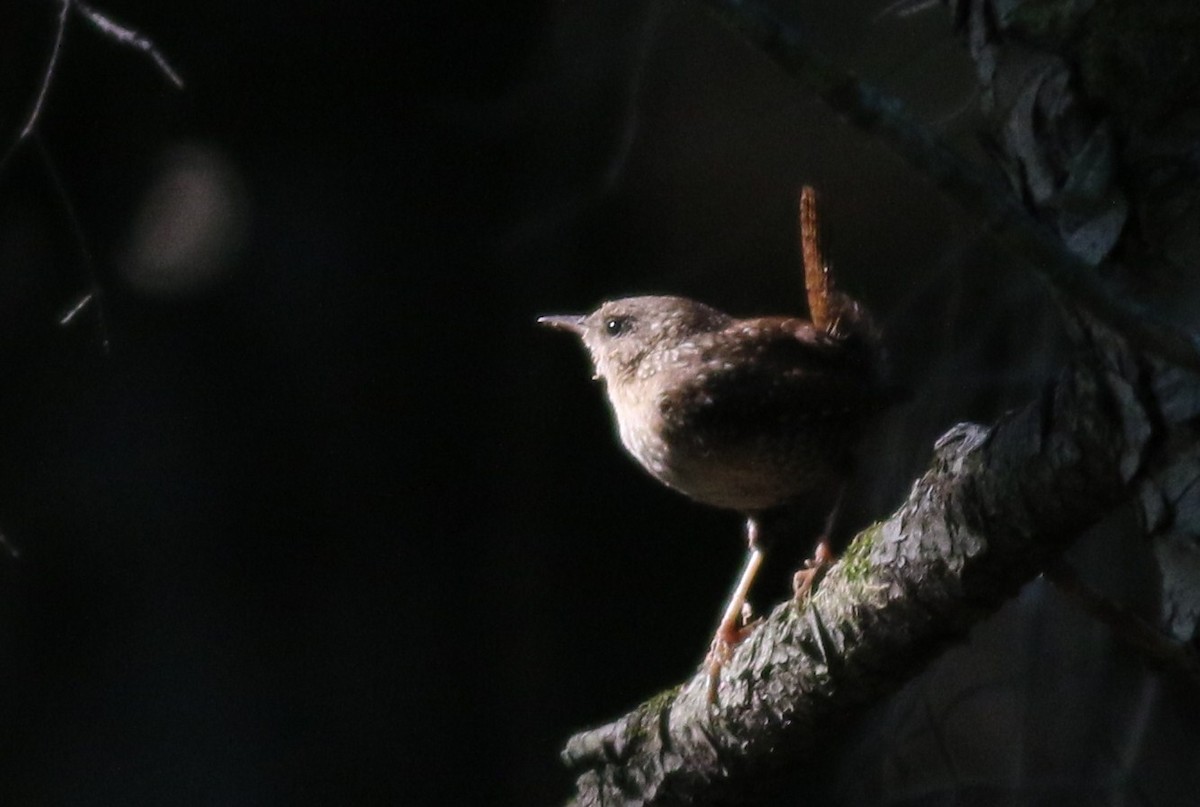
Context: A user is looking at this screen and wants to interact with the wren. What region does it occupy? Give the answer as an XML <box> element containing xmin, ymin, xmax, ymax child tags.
<box><xmin>538</xmin><ymin>296</ymin><xmax>883</xmax><ymax>514</ymax></box>
<box><xmin>539</xmin><ymin>188</ymin><xmax>890</xmax><ymax>700</ymax></box>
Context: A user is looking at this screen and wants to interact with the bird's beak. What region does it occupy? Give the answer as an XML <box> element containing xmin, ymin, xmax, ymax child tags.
<box><xmin>536</xmin><ymin>314</ymin><xmax>586</xmax><ymax>335</ymax></box>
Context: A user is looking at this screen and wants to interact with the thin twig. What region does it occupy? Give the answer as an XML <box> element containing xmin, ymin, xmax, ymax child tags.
<box><xmin>20</xmin><ymin>0</ymin><xmax>72</xmax><ymax>141</ymax></box>
<box><xmin>3</xmin><ymin>1</ymin><xmax>184</xmax><ymax>349</ymax></box>
<box><xmin>58</xmin><ymin>291</ymin><xmax>95</xmax><ymax>326</ymax></box>
<box><xmin>34</xmin><ymin>135</ymin><xmax>111</xmax><ymax>352</ymax></box>
<box><xmin>0</xmin><ymin>0</ymin><xmax>71</xmax><ymax>174</ymax></box>
<box><xmin>2</xmin><ymin>0</ymin><xmax>184</xmax><ymax>172</ymax></box>
<box><xmin>75</xmin><ymin>1</ymin><xmax>185</xmax><ymax>89</ymax></box>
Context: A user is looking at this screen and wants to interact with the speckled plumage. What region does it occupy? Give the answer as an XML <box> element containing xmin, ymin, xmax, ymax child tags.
<box><xmin>541</xmin><ymin>295</ymin><xmax>886</xmax><ymax>515</ymax></box>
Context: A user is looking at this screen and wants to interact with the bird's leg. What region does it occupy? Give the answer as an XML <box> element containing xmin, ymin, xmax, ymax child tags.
<box><xmin>793</xmin><ymin>486</ymin><xmax>846</xmax><ymax>602</ymax></box>
<box><xmin>792</xmin><ymin>537</ymin><xmax>836</xmax><ymax>601</ymax></box>
<box><xmin>706</xmin><ymin>517</ymin><xmax>765</xmax><ymax>702</ymax></box>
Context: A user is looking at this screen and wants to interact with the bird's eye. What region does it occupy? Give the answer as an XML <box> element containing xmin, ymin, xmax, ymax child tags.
<box><xmin>604</xmin><ymin>317</ymin><xmax>631</xmax><ymax>337</ymax></box>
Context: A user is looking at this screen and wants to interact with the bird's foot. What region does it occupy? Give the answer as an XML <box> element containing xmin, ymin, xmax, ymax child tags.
<box><xmin>793</xmin><ymin>538</ymin><xmax>836</xmax><ymax>602</ymax></box>
<box><xmin>705</xmin><ymin>603</ymin><xmax>761</xmax><ymax>702</ymax></box>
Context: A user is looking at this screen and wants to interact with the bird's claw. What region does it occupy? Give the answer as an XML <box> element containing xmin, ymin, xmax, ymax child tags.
<box><xmin>793</xmin><ymin>539</ymin><xmax>836</xmax><ymax>602</ymax></box>
<box><xmin>705</xmin><ymin>606</ymin><xmax>761</xmax><ymax>702</ymax></box>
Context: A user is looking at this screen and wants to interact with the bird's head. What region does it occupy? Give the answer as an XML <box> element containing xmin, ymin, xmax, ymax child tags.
<box><xmin>538</xmin><ymin>295</ymin><xmax>731</xmax><ymax>385</ymax></box>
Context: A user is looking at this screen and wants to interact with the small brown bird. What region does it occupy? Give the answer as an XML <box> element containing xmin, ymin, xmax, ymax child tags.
<box><xmin>538</xmin><ymin>297</ymin><xmax>880</xmax><ymax>511</ymax></box>
<box><xmin>540</xmin><ymin>188</ymin><xmax>890</xmax><ymax>698</ymax></box>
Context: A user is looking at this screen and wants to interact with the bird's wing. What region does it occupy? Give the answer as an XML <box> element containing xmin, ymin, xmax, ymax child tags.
<box><xmin>657</xmin><ymin>318</ymin><xmax>883</xmax><ymax>443</ymax></box>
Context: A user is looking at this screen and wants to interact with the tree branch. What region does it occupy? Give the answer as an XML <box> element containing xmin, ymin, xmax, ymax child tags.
<box><xmin>563</xmin><ymin>318</ymin><xmax>1195</xmax><ymax>805</ymax></box>
<box><xmin>561</xmin><ymin>1</ymin><xmax>1200</xmax><ymax>803</ymax></box>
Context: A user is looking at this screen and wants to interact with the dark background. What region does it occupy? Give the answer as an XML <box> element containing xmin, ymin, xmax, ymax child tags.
<box><xmin>1</xmin><ymin>1</ymin><xmax>1194</xmax><ymax>805</ymax></box>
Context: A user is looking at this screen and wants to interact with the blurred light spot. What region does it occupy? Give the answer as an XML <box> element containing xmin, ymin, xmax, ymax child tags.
<box><xmin>120</xmin><ymin>142</ymin><xmax>248</xmax><ymax>298</ymax></box>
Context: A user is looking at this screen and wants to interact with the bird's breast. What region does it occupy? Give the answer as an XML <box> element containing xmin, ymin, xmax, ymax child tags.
<box><xmin>606</xmin><ymin>386</ymin><xmax>848</xmax><ymax>512</ymax></box>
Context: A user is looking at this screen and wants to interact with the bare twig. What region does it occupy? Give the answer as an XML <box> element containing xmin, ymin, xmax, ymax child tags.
<box><xmin>58</xmin><ymin>292</ymin><xmax>95</xmax><ymax>326</ymax></box>
<box><xmin>19</xmin><ymin>0</ymin><xmax>72</xmax><ymax>142</ymax></box>
<box><xmin>34</xmin><ymin>136</ymin><xmax>111</xmax><ymax>352</ymax></box>
<box><xmin>75</xmin><ymin>1</ymin><xmax>185</xmax><ymax>89</ymax></box>
<box><xmin>2</xmin><ymin>0</ymin><xmax>184</xmax><ymax>171</ymax></box>
<box><xmin>2</xmin><ymin>2</ymin><xmax>183</xmax><ymax>347</ymax></box>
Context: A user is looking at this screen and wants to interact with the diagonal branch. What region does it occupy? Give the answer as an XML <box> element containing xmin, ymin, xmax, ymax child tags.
<box><xmin>74</xmin><ymin>1</ymin><xmax>185</xmax><ymax>89</ymax></box>
<box><xmin>562</xmin><ymin>2</ymin><xmax>1200</xmax><ymax>804</ymax></box>
<box><xmin>562</xmin><ymin>318</ymin><xmax>1198</xmax><ymax>805</ymax></box>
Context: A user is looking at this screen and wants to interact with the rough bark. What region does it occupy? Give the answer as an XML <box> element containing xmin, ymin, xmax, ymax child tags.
<box><xmin>949</xmin><ymin>0</ymin><xmax>1200</xmax><ymax>645</ymax></box>
<box><xmin>562</xmin><ymin>0</ymin><xmax>1200</xmax><ymax>804</ymax></box>
<box><xmin>565</xmin><ymin>317</ymin><xmax>1199</xmax><ymax>806</ymax></box>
